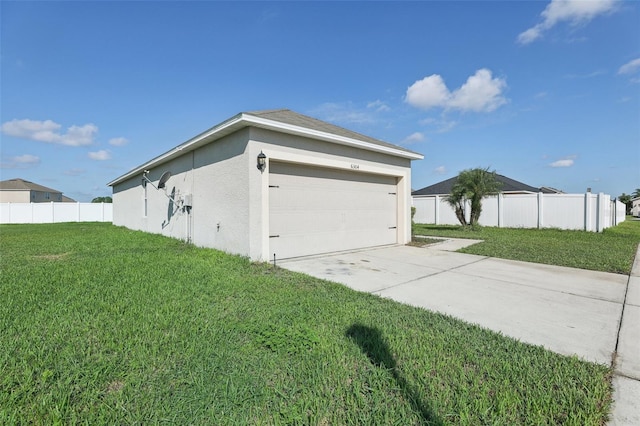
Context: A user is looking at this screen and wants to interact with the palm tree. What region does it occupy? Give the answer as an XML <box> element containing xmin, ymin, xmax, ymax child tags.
<box><xmin>445</xmin><ymin>182</ymin><xmax>468</xmax><ymax>226</ymax></box>
<box><xmin>632</xmin><ymin>188</ymin><xmax>640</xmax><ymax>198</ymax></box>
<box><xmin>446</xmin><ymin>167</ymin><xmax>502</xmax><ymax>226</ymax></box>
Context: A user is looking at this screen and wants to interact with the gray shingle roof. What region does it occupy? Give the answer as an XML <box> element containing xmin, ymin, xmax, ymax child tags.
<box><xmin>412</xmin><ymin>174</ymin><xmax>550</xmax><ymax>196</ymax></box>
<box><xmin>245</xmin><ymin>109</ymin><xmax>421</xmax><ymax>156</ymax></box>
<box><xmin>0</xmin><ymin>178</ymin><xmax>62</xmax><ymax>194</ymax></box>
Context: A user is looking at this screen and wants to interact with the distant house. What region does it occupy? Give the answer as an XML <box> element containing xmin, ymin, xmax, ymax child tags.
<box><xmin>412</xmin><ymin>174</ymin><xmax>557</xmax><ymax>197</ymax></box>
<box><xmin>631</xmin><ymin>197</ymin><xmax>640</xmax><ymax>217</ymax></box>
<box><xmin>0</xmin><ymin>178</ymin><xmax>75</xmax><ymax>203</ymax></box>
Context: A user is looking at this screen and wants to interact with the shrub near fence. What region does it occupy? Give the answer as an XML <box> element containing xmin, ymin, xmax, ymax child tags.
<box><xmin>412</xmin><ymin>192</ymin><xmax>625</xmax><ymax>232</ymax></box>
<box><xmin>0</xmin><ymin>202</ymin><xmax>113</xmax><ymax>224</ymax></box>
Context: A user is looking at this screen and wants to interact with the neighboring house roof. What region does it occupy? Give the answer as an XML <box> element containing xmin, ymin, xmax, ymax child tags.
<box><xmin>61</xmin><ymin>195</ymin><xmax>77</xmax><ymax>202</ymax></box>
<box><xmin>0</xmin><ymin>178</ymin><xmax>62</xmax><ymax>194</ymax></box>
<box><xmin>412</xmin><ymin>174</ymin><xmax>553</xmax><ymax>196</ymax></box>
<box><xmin>539</xmin><ymin>186</ymin><xmax>564</xmax><ymax>194</ymax></box>
<box><xmin>108</xmin><ymin>109</ymin><xmax>424</xmax><ymax>187</ymax></box>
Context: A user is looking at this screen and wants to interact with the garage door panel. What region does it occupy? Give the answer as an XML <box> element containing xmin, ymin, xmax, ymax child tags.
<box><xmin>271</xmin><ymin>189</ymin><xmax>395</xmax><ymax>212</ymax></box>
<box><xmin>270</xmin><ymin>228</ymin><xmax>397</xmax><ymax>260</ymax></box>
<box><xmin>271</xmin><ymin>209</ymin><xmax>395</xmax><ymax>235</ymax></box>
<box><xmin>269</xmin><ymin>162</ymin><xmax>398</xmax><ymax>259</ymax></box>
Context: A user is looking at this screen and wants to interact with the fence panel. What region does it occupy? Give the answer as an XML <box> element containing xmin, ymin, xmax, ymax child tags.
<box><xmin>413</xmin><ymin>197</ymin><xmax>436</xmax><ymax>224</ymax></box>
<box><xmin>616</xmin><ymin>200</ymin><xmax>626</xmax><ymax>225</ymax></box>
<box><xmin>502</xmin><ymin>195</ymin><xmax>538</xmax><ymax>228</ymax></box>
<box><xmin>438</xmin><ymin>197</ymin><xmax>461</xmax><ymax>225</ymax></box>
<box><xmin>543</xmin><ymin>194</ymin><xmax>585</xmax><ymax>230</ymax></box>
<box><xmin>0</xmin><ymin>203</ymin><xmax>11</xmax><ymax>223</ymax></box>
<box><xmin>54</xmin><ymin>203</ymin><xmax>81</xmax><ymax>222</ymax></box>
<box><xmin>412</xmin><ymin>192</ymin><xmax>624</xmax><ymax>232</ymax></box>
<box><xmin>0</xmin><ymin>203</ymin><xmax>112</xmax><ymax>224</ymax></box>
<box><xmin>478</xmin><ymin>196</ymin><xmax>499</xmax><ymax>227</ymax></box>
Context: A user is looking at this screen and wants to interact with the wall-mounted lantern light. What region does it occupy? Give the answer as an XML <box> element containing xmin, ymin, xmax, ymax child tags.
<box><xmin>257</xmin><ymin>151</ymin><xmax>266</xmax><ymax>172</ymax></box>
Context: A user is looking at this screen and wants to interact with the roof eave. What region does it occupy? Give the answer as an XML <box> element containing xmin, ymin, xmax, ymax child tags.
<box><xmin>242</xmin><ymin>114</ymin><xmax>423</xmax><ymax>160</ymax></box>
<box><xmin>108</xmin><ymin>113</ymin><xmax>423</xmax><ymax>187</ymax></box>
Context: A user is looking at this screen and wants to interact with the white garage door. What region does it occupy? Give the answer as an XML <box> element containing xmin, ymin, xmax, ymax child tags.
<box><xmin>269</xmin><ymin>162</ymin><xmax>397</xmax><ymax>260</ymax></box>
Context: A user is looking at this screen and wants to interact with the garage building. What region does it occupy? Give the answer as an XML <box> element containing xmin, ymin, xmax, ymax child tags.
<box><xmin>108</xmin><ymin>109</ymin><xmax>423</xmax><ymax>261</ymax></box>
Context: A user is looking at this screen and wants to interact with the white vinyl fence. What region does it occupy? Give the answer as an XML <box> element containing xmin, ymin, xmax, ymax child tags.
<box><xmin>413</xmin><ymin>192</ymin><xmax>626</xmax><ymax>232</ymax></box>
<box><xmin>0</xmin><ymin>202</ymin><xmax>113</xmax><ymax>224</ymax></box>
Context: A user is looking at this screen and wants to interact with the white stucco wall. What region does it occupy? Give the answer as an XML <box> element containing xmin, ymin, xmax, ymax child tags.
<box><xmin>112</xmin><ymin>129</ymin><xmax>251</xmax><ymax>256</ymax></box>
<box><xmin>190</xmin><ymin>129</ymin><xmax>251</xmax><ymax>256</ymax></box>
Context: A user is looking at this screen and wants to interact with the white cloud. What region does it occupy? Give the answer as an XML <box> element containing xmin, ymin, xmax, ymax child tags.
<box><xmin>405</xmin><ymin>69</ymin><xmax>507</xmax><ymax>113</ymax></box>
<box><xmin>618</xmin><ymin>58</ymin><xmax>640</xmax><ymax>75</ymax></box>
<box><xmin>434</xmin><ymin>166</ymin><xmax>447</xmax><ymax>175</ymax></box>
<box><xmin>88</xmin><ymin>150</ymin><xmax>111</xmax><ymax>161</ymax></box>
<box><xmin>13</xmin><ymin>154</ymin><xmax>40</xmax><ymax>164</ymax></box>
<box><xmin>550</xmin><ymin>159</ymin><xmax>574</xmax><ymax>167</ymax></box>
<box><xmin>419</xmin><ymin>117</ymin><xmax>458</xmax><ymax>133</ymax></box>
<box><xmin>402</xmin><ymin>132</ymin><xmax>425</xmax><ymax>144</ymax></box>
<box><xmin>367</xmin><ymin>100</ymin><xmax>390</xmax><ymax>112</ymax></box>
<box><xmin>405</xmin><ymin>75</ymin><xmax>450</xmax><ymax>110</ymax></box>
<box><xmin>549</xmin><ymin>155</ymin><xmax>577</xmax><ymax>167</ymax></box>
<box><xmin>1</xmin><ymin>119</ymin><xmax>97</xmax><ymax>146</ymax></box>
<box><xmin>518</xmin><ymin>0</ymin><xmax>619</xmax><ymax>45</ymax></box>
<box><xmin>109</xmin><ymin>137</ymin><xmax>129</xmax><ymax>146</ymax></box>
<box><xmin>448</xmin><ymin>69</ymin><xmax>508</xmax><ymax>112</ymax></box>
<box><xmin>518</xmin><ymin>27</ymin><xmax>544</xmax><ymax>45</ymax></box>
<box><xmin>0</xmin><ymin>154</ymin><xmax>41</xmax><ymax>169</ymax></box>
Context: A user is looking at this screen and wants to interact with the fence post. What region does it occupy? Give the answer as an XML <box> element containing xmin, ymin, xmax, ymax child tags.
<box><xmin>51</xmin><ymin>201</ymin><xmax>55</xmax><ymax>223</ymax></box>
<box><xmin>584</xmin><ymin>192</ymin><xmax>591</xmax><ymax>231</ymax></box>
<box><xmin>497</xmin><ymin>193</ymin><xmax>503</xmax><ymax>228</ymax></box>
<box><xmin>596</xmin><ymin>193</ymin><xmax>607</xmax><ymax>232</ymax></box>
<box><xmin>434</xmin><ymin>195</ymin><xmax>440</xmax><ymax>225</ymax></box>
<box><xmin>537</xmin><ymin>192</ymin><xmax>543</xmax><ymax>229</ymax></box>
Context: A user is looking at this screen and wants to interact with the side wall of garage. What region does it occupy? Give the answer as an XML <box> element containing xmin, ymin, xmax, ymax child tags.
<box><xmin>112</xmin><ymin>153</ymin><xmax>195</xmax><ymax>241</ymax></box>
<box><xmin>112</xmin><ymin>129</ymin><xmax>254</xmax><ymax>257</ymax></box>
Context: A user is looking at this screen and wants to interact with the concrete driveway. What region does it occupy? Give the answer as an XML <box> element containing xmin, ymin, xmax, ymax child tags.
<box><xmin>279</xmin><ymin>242</ymin><xmax>628</xmax><ymax>365</ymax></box>
<box><xmin>280</xmin><ymin>241</ymin><xmax>640</xmax><ymax>424</ymax></box>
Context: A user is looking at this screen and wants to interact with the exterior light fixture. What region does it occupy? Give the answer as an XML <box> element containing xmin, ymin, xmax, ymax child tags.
<box><xmin>257</xmin><ymin>151</ymin><xmax>266</xmax><ymax>172</ymax></box>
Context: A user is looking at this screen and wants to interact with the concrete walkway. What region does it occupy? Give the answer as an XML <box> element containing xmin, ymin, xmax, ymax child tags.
<box><xmin>610</xmin><ymin>245</ymin><xmax>640</xmax><ymax>425</ymax></box>
<box><xmin>279</xmin><ymin>238</ymin><xmax>639</xmax><ymax>424</ymax></box>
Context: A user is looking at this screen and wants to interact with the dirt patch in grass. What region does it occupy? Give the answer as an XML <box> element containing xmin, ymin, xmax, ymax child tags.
<box><xmin>406</xmin><ymin>237</ymin><xmax>443</xmax><ymax>247</ymax></box>
<box><xmin>106</xmin><ymin>380</ymin><xmax>124</xmax><ymax>394</ymax></box>
<box><xmin>32</xmin><ymin>252</ymin><xmax>71</xmax><ymax>261</ymax></box>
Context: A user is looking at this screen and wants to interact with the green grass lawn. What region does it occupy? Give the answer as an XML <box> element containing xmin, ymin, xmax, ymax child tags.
<box><xmin>413</xmin><ymin>218</ymin><xmax>640</xmax><ymax>275</ymax></box>
<box><xmin>1</xmin><ymin>223</ymin><xmax>613</xmax><ymax>424</ymax></box>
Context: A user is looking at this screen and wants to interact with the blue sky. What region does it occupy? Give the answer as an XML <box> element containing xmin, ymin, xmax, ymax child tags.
<box><xmin>1</xmin><ymin>1</ymin><xmax>639</xmax><ymax>202</ymax></box>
